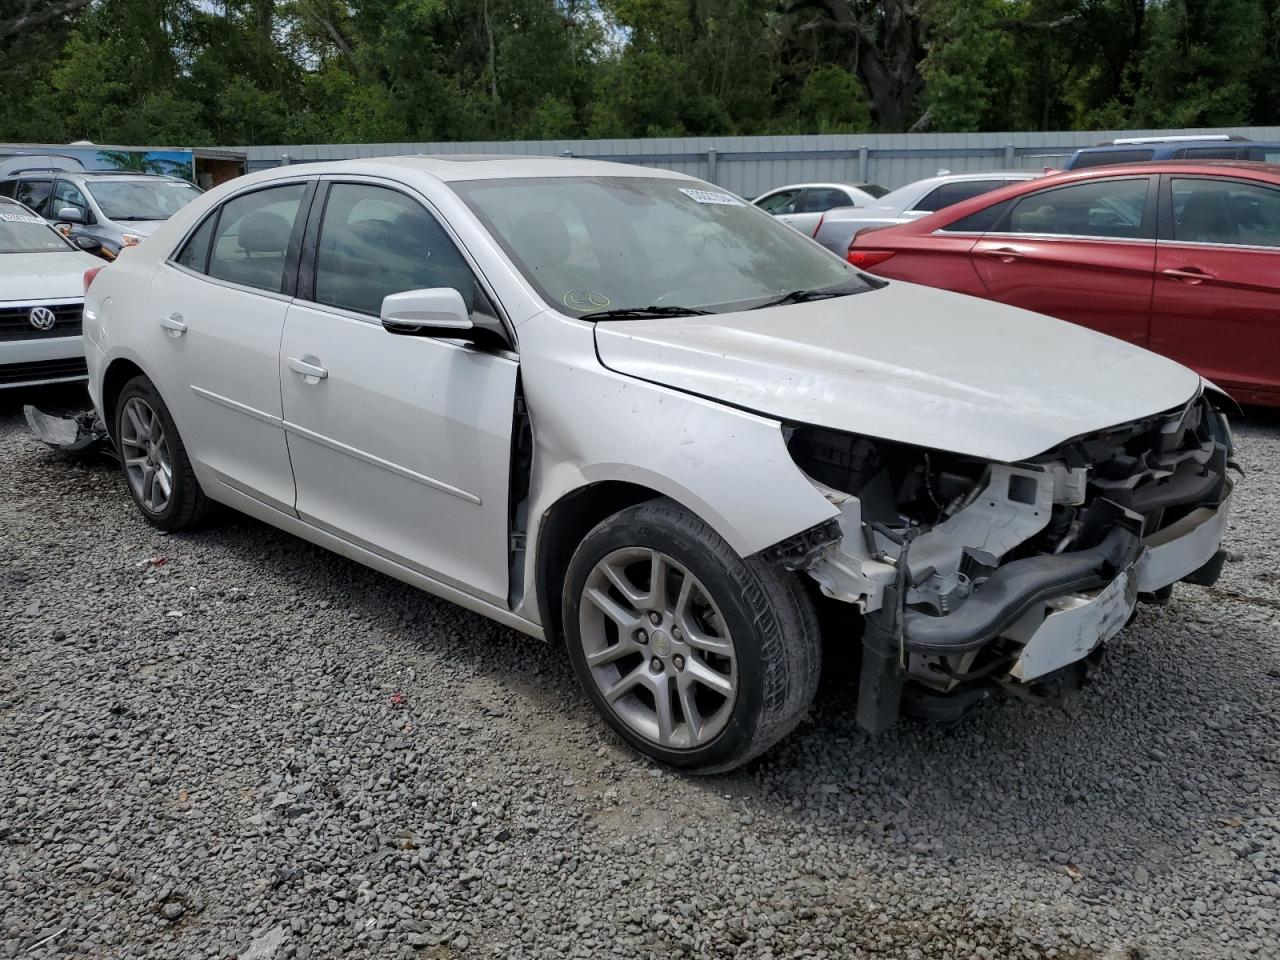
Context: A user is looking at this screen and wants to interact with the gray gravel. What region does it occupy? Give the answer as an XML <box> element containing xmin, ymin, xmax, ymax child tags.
<box><xmin>2</xmin><ymin>385</ymin><xmax>1278</xmax><ymax>960</ymax></box>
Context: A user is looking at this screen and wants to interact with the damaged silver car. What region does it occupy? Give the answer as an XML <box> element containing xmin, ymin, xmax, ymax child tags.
<box><xmin>79</xmin><ymin>157</ymin><xmax>1236</xmax><ymax>772</ymax></box>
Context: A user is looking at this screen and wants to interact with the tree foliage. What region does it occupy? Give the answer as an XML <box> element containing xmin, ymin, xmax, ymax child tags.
<box><xmin>1</xmin><ymin>0</ymin><xmax>1277</xmax><ymax>143</ymax></box>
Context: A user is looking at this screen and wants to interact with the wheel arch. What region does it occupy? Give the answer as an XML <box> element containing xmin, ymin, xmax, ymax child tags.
<box><xmin>101</xmin><ymin>356</ymin><xmax>149</xmax><ymax>440</ymax></box>
<box><xmin>533</xmin><ymin>480</ymin><xmax>668</xmax><ymax>643</ymax></box>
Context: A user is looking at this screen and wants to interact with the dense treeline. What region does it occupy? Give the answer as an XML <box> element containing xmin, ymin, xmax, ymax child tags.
<box><xmin>1</xmin><ymin>0</ymin><xmax>1278</xmax><ymax>144</ymax></box>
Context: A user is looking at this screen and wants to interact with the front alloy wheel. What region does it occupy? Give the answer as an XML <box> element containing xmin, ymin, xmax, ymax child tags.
<box><xmin>580</xmin><ymin>547</ymin><xmax>737</xmax><ymax>749</ymax></box>
<box><xmin>563</xmin><ymin>498</ymin><xmax>821</xmax><ymax>773</ymax></box>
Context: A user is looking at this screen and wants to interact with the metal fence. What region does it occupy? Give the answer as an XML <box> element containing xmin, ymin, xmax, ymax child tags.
<box><xmin>228</xmin><ymin>126</ymin><xmax>1280</xmax><ymax>197</ymax></box>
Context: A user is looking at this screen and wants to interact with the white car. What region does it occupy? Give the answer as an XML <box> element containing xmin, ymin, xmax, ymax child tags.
<box><xmin>812</xmin><ymin>170</ymin><xmax>1043</xmax><ymax>255</ymax></box>
<box><xmin>752</xmin><ymin>181</ymin><xmax>888</xmax><ymax>235</ymax></box>
<box><xmin>1</xmin><ymin>197</ymin><xmax>102</xmax><ymax>388</ymax></box>
<box><xmin>83</xmin><ymin>157</ymin><xmax>1235</xmax><ymax>772</ymax></box>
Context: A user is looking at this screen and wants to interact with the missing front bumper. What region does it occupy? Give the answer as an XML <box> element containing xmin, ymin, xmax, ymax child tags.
<box><xmin>853</xmin><ymin>482</ymin><xmax>1233</xmax><ymax>733</ymax></box>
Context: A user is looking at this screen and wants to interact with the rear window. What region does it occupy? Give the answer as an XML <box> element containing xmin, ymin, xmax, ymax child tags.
<box><xmin>860</xmin><ymin>184</ymin><xmax>890</xmax><ymax>199</ymax></box>
<box><xmin>1069</xmin><ymin>149</ymin><xmax>1155</xmax><ymax>169</ymax></box>
<box><xmin>913</xmin><ymin>180</ymin><xmax>1009</xmax><ymax>213</ymax></box>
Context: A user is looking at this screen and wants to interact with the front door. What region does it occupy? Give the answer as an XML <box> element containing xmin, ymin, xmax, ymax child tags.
<box><xmin>970</xmin><ymin>175</ymin><xmax>1157</xmax><ymax>345</ymax></box>
<box><xmin>279</xmin><ymin>180</ymin><xmax>518</xmax><ymax>603</ymax></box>
<box><xmin>146</xmin><ymin>180</ymin><xmax>311</xmax><ymax>511</ymax></box>
<box><xmin>1151</xmin><ymin>175</ymin><xmax>1280</xmax><ymax>405</ymax></box>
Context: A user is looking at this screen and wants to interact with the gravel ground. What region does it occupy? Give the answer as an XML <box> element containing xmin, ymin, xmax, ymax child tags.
<box><xmin>1</xmin><ymin>385</ymin><xmax>1278</xmax><ymax>960</ymax></box>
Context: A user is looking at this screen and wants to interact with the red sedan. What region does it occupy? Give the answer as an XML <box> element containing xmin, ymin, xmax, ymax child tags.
<box><xmin>848</xmin><ymin>161</ymin><xmax>1280</xmax><ymax>406</ymax></box>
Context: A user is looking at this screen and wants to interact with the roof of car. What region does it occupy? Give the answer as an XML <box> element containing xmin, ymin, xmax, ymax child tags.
<box><xmin>758</xmin><ymin>182</ymin><xmax>881</xmax><ymax>194</ymax></box>
<box><xmin>0</xmin><ymin>170</ymin><xmax>189</xmax><ymax>181</ymax></box>
<box><xmin>220</xmin><ymin>154</ymin><xmax>696</xmax><ymax>187</ymax></box>
<box><xmin>1044</xmin><ymin>159</ymin><xmax>1280</xmax><ymax>178</ymax></box>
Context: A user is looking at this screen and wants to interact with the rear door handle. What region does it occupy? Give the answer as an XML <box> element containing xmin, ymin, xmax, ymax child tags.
<box><xmin>1162</xmin><ymin>267</ymin><xmax>1215</xmax><ymax>284</ymax></box>
<box><xmin>159</xmin><ymin>313</ymin><xmax>187</xmax><ymax>335</ymax></box>
<box><xmin>982</xmin><ymin>247</ymin><xmax>1026</xmax><ymax>263</ymax></box>
<box><xmin>288</xmin><ymin>356</ymin><xmax>328</xmax><ymax>381</ymax></box>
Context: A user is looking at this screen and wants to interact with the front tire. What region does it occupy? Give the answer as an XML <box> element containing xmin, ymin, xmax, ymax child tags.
<box><xmin>113</xmin><ymin>375</ymin><xmax>213</xmax><ymax>531</ymax></box>
<box><xmin>563</xmin><ymin>498</ymin><xmax>820</xmax><ymax>773</ymax></box>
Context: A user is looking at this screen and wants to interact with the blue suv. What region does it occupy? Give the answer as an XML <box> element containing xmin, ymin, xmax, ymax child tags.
<box><xmin>1064</xmin><ymin>136</ymin><xmax>1280</xmax><ymax>170</ymax></box>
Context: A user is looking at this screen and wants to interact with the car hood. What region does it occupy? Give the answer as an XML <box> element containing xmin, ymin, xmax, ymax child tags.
<box><xmin>0</xmin><ymin>251</ymin><xmax>95</xmax><ymax>302</ymax></box>
<box><xmin>593</xmin><ymin>281</ymin><xmax>1203</xmax><ymax>463</ymax></box>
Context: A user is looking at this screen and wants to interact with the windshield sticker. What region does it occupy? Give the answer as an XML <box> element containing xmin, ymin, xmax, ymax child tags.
<box><xmin>563</xmin><ymin>289</ymin><xmax>611</xmax><ymax>312</ymax></box>
<box><xmin>0</xmin><ymin>214</ymin><xmax>45</xmax><ymax>224</ymax></box>
<box><xmin>679</xmin><ymin>188</ymin><xmax>743</xmax><ymax>206</ymax></box>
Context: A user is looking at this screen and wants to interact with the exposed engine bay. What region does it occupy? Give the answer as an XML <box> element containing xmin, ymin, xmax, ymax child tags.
<box><xmin>781</xmin><ymin>391</ymin><xmax>1236</xmax><ymax>732</ymax></box>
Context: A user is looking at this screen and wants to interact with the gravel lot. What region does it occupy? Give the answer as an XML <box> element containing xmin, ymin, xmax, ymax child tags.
<box><xmin>2</xmin><ymin>385</ymin><xmax>1278</xmax><ymax>960</ymax></box>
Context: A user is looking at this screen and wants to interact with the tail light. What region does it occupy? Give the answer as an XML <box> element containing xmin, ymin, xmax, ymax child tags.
<box><xmin>812</xmin><ymin>214</ymin><xmax>825</xmax><ymax>238</ymax></box>
<box><xmin>84</xmin><ymin>267</ymin><xmax>103</xmax><ymax>292</ymax></box>
<box><xmin>847</xmin><ymin>249</ymin><xmax>895</xmax><ymax>269</ymax></box>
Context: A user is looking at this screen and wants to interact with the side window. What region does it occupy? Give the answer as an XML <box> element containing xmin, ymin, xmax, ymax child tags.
<box><xmin>799</xmin><ymin>188</ymin><xmax>851</xmax><ymax>213</ymax></box>
<box><xmin>941</xmin><ymin>199</ymin><xmax>1012</xmax><ymax>233</ymax></box>
<box><xmin>1070</xmin><ymin>149</ymin><xmax>1155</xmax><ymax>169</ymax></box>
<box><xmin>15</xmin><ymin>178</ymin><xmax>53</xmax><ymax>216</ymax></box>
<box><xmin>913</xmin><ymin>180</ymin><xmax>1007</xmax><ymax>213</ymax></box>
<box><xmin>207</xmin><ymin>183</ymin><xmax>306</xmax><ymax>293</ymax></box>
<box><xmin>755</xmin><ymin>189</ymin><xmax>800</xmax><ymax>215</ymax></box>
<box><xmin>0</xmin><ymin>180</ymin><xmax>15</xmax><ymax>199</ymax></box>
<box><xmin>52</xmin><ymin>180</ymin><xmax>90</xmax><ymax>219</ymax></box>
<box><xmin>1178</xmin><ymin>146</ymin><xmax>1243</xmax><ymax>161</ymax></box>
<box><xmin>174</xmin><ymin>213</ymin><xmax>217</xmax><ymax>272</ymax></box>
<box><xmin>1004</xmin><ymin>178</ymin><xmax>1150</xmax><ymax>239</ymax></box>
<box><xmin>313</xmin><ymin>183</ymin><xmax>480</xmax><ymax>317</ymax></box>
<box><xmin>1246</xmin><ymin>147</ymin><xmax>1280</xmax><ymax>164</ymax></box>
<box><xmin>1171</xmin><ymin>177</ymin><xmax>1280</xmax><ymax>248</ymax></box>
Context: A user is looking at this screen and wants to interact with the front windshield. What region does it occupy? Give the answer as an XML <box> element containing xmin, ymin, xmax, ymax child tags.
<box><xmin>451</xmin><ymin>176</ymin><xmax>874</xmax><ymax>314</ymax></box>
<box><xmin>85</xmin><ymin>179</ymin><xmax>202</xmax><ymax>221</ymax></box>
<box><xmin>0</xmin><ymin>209</ymin><xmax>70</xmax><ymax>254</ymax></box>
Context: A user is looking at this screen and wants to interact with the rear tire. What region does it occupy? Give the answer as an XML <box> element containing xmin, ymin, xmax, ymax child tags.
<box><xmin>562</xmin><ymin>498</ymin><xmax>820</xmax><ymax>773</ymax></box>
<box><xmin>113</xmin><ymin>375</ymin><xmax>214</xmax><ymax>531</ymax></box>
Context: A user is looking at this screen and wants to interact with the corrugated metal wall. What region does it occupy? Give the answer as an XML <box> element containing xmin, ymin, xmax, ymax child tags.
<box><xmin>228</xmin><ymin>127</ymin><xmax>1280</xmax><ymax>196</ymax></box>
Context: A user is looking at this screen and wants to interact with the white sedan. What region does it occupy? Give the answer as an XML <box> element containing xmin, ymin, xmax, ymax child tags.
<box><xmin>752</xmin><ymin>181</ymin><xmax>888</xmax><ymax>235</ymax></box>
<box><xmin>1</xmin><ymin>197</ymin><xmax>103</xmax><ymax>389</ymax></box>
<box><xmin>83</xmin><ymin>157</ymin><xmax>1235</xmax><ymax>772</ymax></box>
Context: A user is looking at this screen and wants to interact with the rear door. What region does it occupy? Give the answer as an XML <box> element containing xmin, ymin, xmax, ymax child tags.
<box><xmin>969</xmin><ymin>175</ymin><xmax>1157</xmax><ymax>345</ymax></box>
<box><xmin>146</xmin><ymin>179</ymin><xmax>311</xmax><ymax>512</ymax></box>
<box><xmin>788</xmin><ymin>187</ymin><xmax>856</xmax><ymax>235</ymax></box>
<box><xmin>1151</xmin><ymin>174</ymin><xmax>1280</xmax><ymax>405</ymax></box>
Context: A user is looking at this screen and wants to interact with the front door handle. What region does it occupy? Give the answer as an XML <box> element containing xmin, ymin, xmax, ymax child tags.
<box><xmin>159</xmin><ymin>313</ymin><xmax>187</xmax><ymax>335</ymax></box>
<box><xmin>982</xmin><ymin>247</ymin><xmax>1026</xmax><ymax>263</ymax></box>
<box><xmin>288</xmin><ymin>356</ymin><xmax>329</xmax><ymax>381</ymax></box>
<box><xmin>1162</xmin><ymin>266</ymin><xmax>1215</xmax><ymax>284</ymax></box>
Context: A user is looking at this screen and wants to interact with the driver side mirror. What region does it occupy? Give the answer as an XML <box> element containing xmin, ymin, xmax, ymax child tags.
<box><xmin>73</xmin><ymin>234</ymin><xmax>104</xmax><ymax>254</ymax></box>
<box><xmin>381</xmin><ymin>288</ymin><xmax>474</xmax><ymax>339</ymax></box>
<box><xmin>56</xmin><ymin>206</ymin><xmax>87</xmax><ymax>224</ymax></box>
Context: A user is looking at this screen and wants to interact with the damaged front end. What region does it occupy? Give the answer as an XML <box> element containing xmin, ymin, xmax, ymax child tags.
<box><xmin>785</xmin><ymin>391</ymin><xmax>1236</xmax><ymax>733</ymax></box>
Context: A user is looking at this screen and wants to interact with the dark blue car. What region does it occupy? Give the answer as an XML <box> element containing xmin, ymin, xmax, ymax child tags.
<box><xmin>1065</xmin><ymin>136</ymin><xmax>1280</xmax><ymax>170</ymax></box>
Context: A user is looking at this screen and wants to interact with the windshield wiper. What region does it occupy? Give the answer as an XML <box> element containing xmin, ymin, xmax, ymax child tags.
<box><xmin>579</xmin><ymin>305</ymin><xmax>712</xmax><ymax>320</ymax></box>
<box><xmin>750</xmin><ymin>287</ymin><xmax>867</xmax><ymax>310</ymax></box>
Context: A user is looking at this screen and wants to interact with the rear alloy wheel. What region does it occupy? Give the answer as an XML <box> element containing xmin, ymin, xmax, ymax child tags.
<box><xmin>113</xmin><ymin>375</ymin><xmax>213</xmax><ymax>530</ymax></box>
<box><xmin>119</xmin><ymin>395</ymin><xmax>174</xmax><ymax>515</ymax></box>
<box><xmin>563</xmin><ymin>498</ymin><xmax>821</xmax><ymax>773</ymax></box>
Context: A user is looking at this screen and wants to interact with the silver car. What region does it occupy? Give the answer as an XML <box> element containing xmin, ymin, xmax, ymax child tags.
<box><xmin>752</xmin><ymin>181</ymin><xmax>888</xmax><ymax>236</ymax></box>
<box><xmin>83</xmin><ymin>157</ymin><xmax>1235</xmax><ymax>772</ymax></box>
<box><xmin>812</xmin><ymin>171</ymin><xmax>1043</xmax><ymax>255</ymax></box>
<box><xmin>0</xmin><ymin>170</ymin><xmax>203</xmax><ymax>255</ymax></box>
